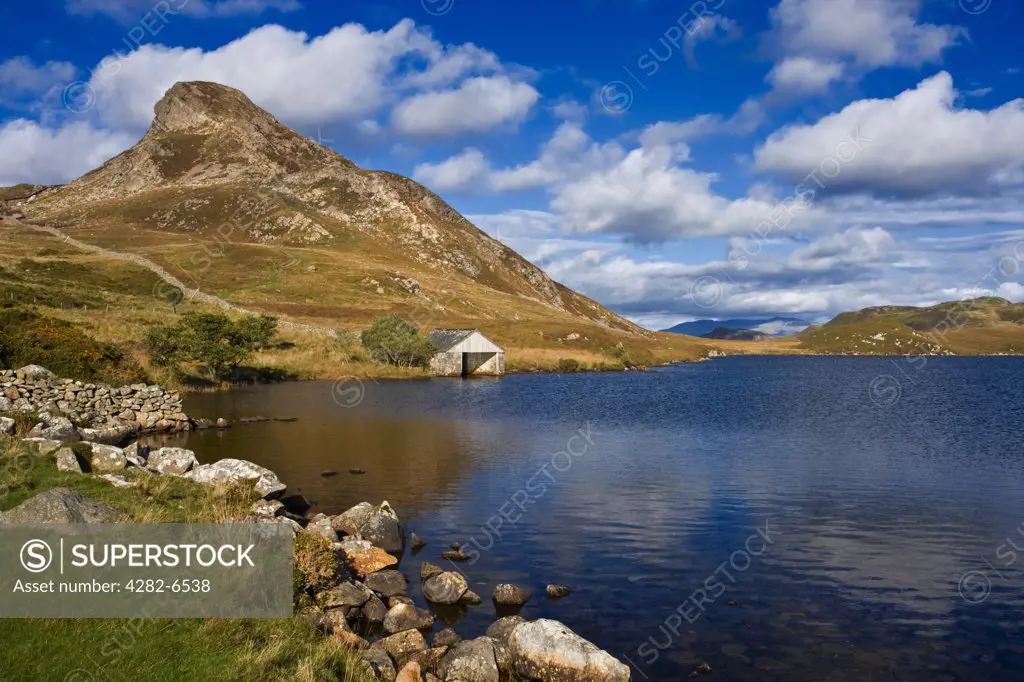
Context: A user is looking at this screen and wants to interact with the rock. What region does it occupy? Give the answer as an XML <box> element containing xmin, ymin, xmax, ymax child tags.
<box><xmin>320</xmin><ymin>581</ymin><xmax>373</xmax><ymax>609</ymax></box>
<box><xmin>441</xmin><ymin>549</ymin><xmax>469</xmax><ymax>562</ymax></box>
<box><xmin>384</xmin><ymin>603</ymin><xmax>436</xmax><ymax>633</ymax></box>
<box><xmin>27</xmin><ymin>415</ymin><xmax>80</xmax><ymax>443</ymax></box>
<box><xmin>0</xmin><ymin>488</ymin><xmax>127</xmax><ymax>524</ymax></box>
<box><xmin>547</xmin><ymin>584</ymin><xmax>572</xmax><ymax>599</ymax></box>
<box><xmin>320</xmin><ymin>470</ymin><xmax>340</xmax><ymax>478</ymax></box>
<box><xmin>332</xmin><ymin>501</ymin><xmax>373</xmax><ymax>535</ymax></box>
<box><xmin>486</xmin><ymin>615</ymin><xmax>526</xmax><ymax>644</ymax></box>
<box><xmin>215</xmin><ymin>418</ymin><xmax>231</xmax><ymax>429</ymax></box>
<box><xmin>147</xmin><ymin>447</ymin><xmax>197</xmax><ymax>475</ymax></box>
<box><xmin>88</xmin><ymin>444</ymin><xmax>127</xmax><ymax>473</ymax></box>
<box><xmin>335</xmin><ymin>629</ymin><xmax>370</xmax><ymax>651</ymax></box>
<box><xmin>411</xmin><ymin>532</ymin><xmax>426</xmax><ymax>550</ymax></box>
<box><xmin>98</xmin><ymin>474</ymin><xmax>136</xmax><ymax>488</ymax></box>
<box><xmin>16</xmin><ymin>365</ymin><xmax>54</xmax><ymax>380</ymax></box>
<box><xmin>364</xmin><ymin>501</ymin><xmax>404</xmax><ymax>554</ymax></box>
<box><xmin>305</xmin><ymin>513</ymin><xmax>339</xmax><ymax>542</ymax></box>
<box><xmin>389</xmin><ymin>595</ymin><xmax>415</xmax><ymax>608</ymax></box>
<box><xmin>400</xmin><ymin>648</ymin><xmax>448</xmax><ymax>675</ymax></box>
<box><xmin>693</xmin><ymin>662</ymin><xmax>712</xmax><ymax>676</ymax></box>
<box><xmin>186</xmin><ymin>458</ymin><xmax>286</xmax><ymax>498</ymax></box>
<box><xmin>461</xmin><ymin>590</ymin><xmax>482</xmax><ymax>605</ymax></box>
<box><xmin>395</xmin><ymin>661</ymin><xmax>422</xmax><ymax>682</ymax></box>
<box><xmin>53</xmin><ymin>447</ymin><xmax>83</xmax><ymax>473</ymax></box>
<box><xmin>20</xmin><ymin>438</ymin><xmax>64</xmax><ymax>456</ymax></box>
<box><xmin>349</xmin><ymin>468</ymin><xmax>366</xmax><ymax>475</ymax></box>
<box><xmin>441</xmin><ymin>638</ymin><xmax>499</xmax><ymax>682</ymax></box>
<box><xmin>420</xmin><ymin>562</ymin><xmax>443</xmax><ymax>582</ymax></box>
<box><xmin>493</xmin><ymin>584</ymin><xmax>532</xmax><ymax>606</ymax></box>
<box><xmin>433</xmin><ymin>628</ymin><xmax>461</xmax><ymax>648</ymax></box>
<box><xmin>508</xmin><ymin>619</ymin><xmax>630</xmax><ymax>682</ymax></box>
<box><xmin>358</xmin><ymin>645</ymin><xmax>396</xmax><ymax>681</ymax></box>
<box><xmin>251</xmin><ymin>499</ymin><xmax>284</xmax><ymax>518</ymax></box>
<box><xmin>338</xmin><ymin>537</ymin><xmax>372</xmax><ymax>554</ymax></box>
<box><xmin>364</xmin><ymin>569</ymin><xmax>407</xmax><ymax>597</ymax></box>
<box><xmin>379</xmin><ymin>629</ymin><xmax>427</xmax><ymax>660</ymax></box>
<box><xmin>78</xmin><ymin>422</ymin><xmax>139</xmax><ymax>446</ymax></box>
<box><xmin>123</xmin><ymin>442</ymin><xmax>148</xmax><ymax>468</ymax></box>
<box><xmin>346</xmin><ymin>547</ymin><xmax>398</xmax><ymax>577</ymax></box>
<box><xmin>423</xmin><ymin>571</ymin><xmax>468</xmax><ymax>605</ymax></box>
<box><xmin>0</xmin><ymin>416</ymin><xmax>14</xmax><ymax>435</ymax></box>
<box><xmin>362</xmin><ymin>595</ymin><xmax>388</xmax><ymax>624</ymax></box>
<box><xmin>320</xmin><ymin>609</ymin><xmax>350</xmax><ymax>634</ymax></box>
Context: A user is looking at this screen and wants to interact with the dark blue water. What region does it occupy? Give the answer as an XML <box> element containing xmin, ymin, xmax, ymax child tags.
<box><xmin>159</xmin><ymin>357</ymin><xmax>1024</xmax><ymax>681</ymax></box>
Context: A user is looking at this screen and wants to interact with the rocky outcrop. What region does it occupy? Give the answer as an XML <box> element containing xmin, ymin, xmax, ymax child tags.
<box><xmin>0</xmin><ymin>366</ymin><xmax>190</xmax><ymax>433</ymax></box>
<box><xmin>507</xmin><ymin>618</ymin><xmax>631</xmax><ymax>682</ymax></box>
<box><xmin>0</xmin><ymin>488</ymin><xmax>128</xmax><ymax>524</ymax></box>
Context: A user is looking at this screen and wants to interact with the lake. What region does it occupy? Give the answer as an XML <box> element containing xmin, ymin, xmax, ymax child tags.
<box><xmin>151</xmin><ymin>357</ymin><xmax>1024</xmax><ymax>681</ymax></box>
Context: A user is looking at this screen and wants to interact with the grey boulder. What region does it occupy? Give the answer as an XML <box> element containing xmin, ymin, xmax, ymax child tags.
<box><xmin>441</xmin><ymin>638</ymin><xmax>500</xmax><ymax>682</ymax></box>
<box><xmin>147</xmin><ymin>447</ymin><xmax>197</xmax><ymax>476</ymax></box>
<box><xmin>422</xmin><ymin>571</ymin><xmax>468</xmax><ymax>605</ymax></box>
<box><xmin>88</xmin><ymin>444</ymin><xmax>127</xmax><ymax>473</ymax></box>
<box><xmin>364</xmin><ymin>569</ymin><xmax>407</xmax><ymax>597</ymax></box>
<box><xmin>0</xmin><ymin>416</ymin><xmax>14</xmax><ymax>436</ymax></box>
<box><xmin>0</xmin><ymin>488</ymin><xmax>127</xmax><ymax>524</ymax></box>
<box><xmin>493</xmin><ymin>583</ymin><xmax>532</xmax><ymax>606</ymax></box>
<box><xmin>186</xmin><ymin>458</ymin><xmax>286</xmax><ymax>498</ymax></box>
<box><xmin>53</xmin><ymin>447</ymin><xmax>83</xmax><ymax>473</ymax></box>
<box><xmin>27</xmin><ymin>415</ymin><xmax>80</xmax><ymax>443</ymax></box>
<box><xmin>79</xmin><ymin>422</ymin><xmax>139</xmax><ymax>446</ymax></box>
<box><xmin>333</xmin><ymin>500</ymin><xmax>403</xmax><ymax>553</ymax></box>
<box><xmin>507</xmin><ymin>618</ymin><xmax>630</xmax><ymax>682</ymax></box>
<box><xmin>384</xmin><ymin>603</ymin><xmax>436</xmax><ymax>633</ymax></box>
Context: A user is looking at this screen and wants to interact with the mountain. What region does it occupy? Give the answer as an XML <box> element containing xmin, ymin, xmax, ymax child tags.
<box><xmin>702</xmin><ymin>327</ymin><xmax>771</xmax><ymax>341</ymax></box>
<box><xmin>799</xmin><ymin>298</ymin><xmax>1024</xmax><ymax>355</ymax></box>
<box><xmin>662</xmin><ymin>316</ymin><xmax>809</xmax><ymax>337</ymax></box>
<box><xmin>2</xmin><ymin>81</ymin><xmax>717</xmax><ymax>371</ymax></box>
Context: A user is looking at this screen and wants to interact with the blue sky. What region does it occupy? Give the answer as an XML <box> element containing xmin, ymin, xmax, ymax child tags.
<box><xmin>0</xmin><ymin>0</ymin><xmax>1022</xmax><ymax>329</ymax></box>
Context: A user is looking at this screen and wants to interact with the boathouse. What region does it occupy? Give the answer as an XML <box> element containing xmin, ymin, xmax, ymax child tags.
<box><xmin>428</xmin><ymin>329</ymin><xmax>505</xmax><ymax>377</ymax></box>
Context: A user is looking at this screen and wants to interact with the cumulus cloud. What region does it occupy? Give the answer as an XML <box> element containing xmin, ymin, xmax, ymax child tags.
<box><xmin>0</xmin><ymin>120</ymin><xmax>136</xmax><ymax>186</ymax></box>
<box><xmin>0</xmin><ymin>57</ymin><xmax>76</xmax><ymax>99</ymax></box>
<box><xmin>413</xmin><ymin>148</ymin><xmax>490</xmax><ymax>193</ymax></box>
<box><xmin>766</xmin><ymin>57</ymin><xmax>843</xmax><ymax>96</ymax></box>
<box><xmin>391</xmin><ymin>76</ymin><xmax>540</xmax><ymax>136</ymax></box>
<box><xmin>66</xmin><ymin>0</ymin><xmax>300</xmax><ymax>20</ymax></box>
<box><xmin>754</xmin><ymin>72</ymin><xmax>1024</xmax><ymax>198</ymax></box>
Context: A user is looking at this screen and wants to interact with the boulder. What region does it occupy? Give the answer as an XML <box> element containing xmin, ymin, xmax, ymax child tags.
<box><xmin>493</xmin><ymin>583</ymin><xmax>532</xmax><ymax>607</ymax></box>
<box><xmin>346</xmin><ymin>546</ymin><xmax>398</xmax><ymax>577</ymax></box>
<box><xmin>78</xmin><ymin>422</ymin><xmax>139</xmax><ymax>446</ymax></box>
<box><xmin>395</xmin><ymin>661</ymin><xmax>422</xmax><ymax>682</ymax></box>
<box><xmin>99</xmin><ymin>474</ymin><xmax>136</xmax><ymax>488</ymax></box>
<box><xmin>547</xmin><ymin>584</ymin><xmax>572</xmax><ymax>599</ymax></box>
<box><xmin>305</xmin><ymin>513</ymin><xmax>338</xmax><ymax>542</ymax></box>
<box><xmin>251</xmin><ymin>499</ymin><xmax>284</xmax><ymax>518</ymax></box>
<box><xmin>389</xmin><ymin>595</ymin><xmax>415</xmax><ymax>608</ymax></box>
<box><xmin>88</xmin><ymin>444</ymin><xmax>127</xmax><ymax>473</ymax></box>
<box><xmin>358</xmin><ymin>645</ymin><xmax>396</xmax><ymax>681</ymax></box>
<box><xmin>422</xmin><ymin>571</ymin><xmax>468</xmax><ymax>605</ymax></box>
<box><xmin>441</xmin><ymin>638</ymin><xmax>500</xmax><ymax>682</ymax></box>
<box><xmin>333</xmin><ymin>501</ymin><xmax>404</xmax><ymax>553</ymax></box>
<box><xmin>0</xmin><ymin>416</ymin><xmax>14</xmax><ymax>435</ymax></box>
<box><xmin>400</xmin><ymin>648</ymin><xmax>448</xmax><ymax>675</ymax></box>
<box><xmin>364</xmin><ymin>569</ymin><xmax>407</xmax><ymax>597</ymax></box>
<box><xmin>123</xmin><ymin>442</ymin><xmax>147</xmax><ymax>469</ymax></box>
<box><xmin>507</xmin><ymin>619</ymin><xmax>630</xmax><ymax>682</ymax></box>
<box><xmin>20</xmin><ymin>438</ymin><xmax>64</xmax><ymax>456</ymax></box>
<box><xmin>384</xmin><ymin>603</ymin><xmax>436</xmax><ymax>633</ymax></box>
<box><xmin>27</xmin><ymin>415</ymin><xmax>79</xmax><ymax>443</ymax></box>
<box><xmin>461</xmin><ymin>590</ymin><xmax>482</xmax><ymax>605</ymax></box>
<box><xmin>362</xmin><ymin>595</ymin><xmax>388</xmax><ymax>624</ymax></box>
<box><xmin>53</xmin><ymin>447</ymin><xmax>83</xmax><ymax>473</ymax></box>
<box><xmin>16</xmin><ymin>365</ymin><xmax>53</xmax><ymax>380</ymax></box>
<box><xmin>320</xmin><ymin>609</ymin><xmax>350</xmax><ymax>634</ymax></box>
<box><xmin>486</xmin><ymin>615</ymin><xmax>526</xmax><ymax>644</ymax></box>
<box><xmin>320</xmin><ymin>581</ymin><xmax>373</xmax><ymax>609</ymax></box>
<box><xmin>433</xmin><ymin>628</ymin><xmax>461</xmax><ymax>648</ymax></box>
<box><xmin>335</xmin><ymin>630</ymin><xmax>370</xmax><ymax>651</ymax></box>
<box><xmin>186</xmin><ymin>458</ymin><xmax>286</xmax><ymax>498</ymax></box>
<box><xmin>146</xmin><ymin>447</ymin><xmax>197</xmax><ymax>475</ymax></box>
<box><xmin>411</xmin><ymin>532</ymin><xmax>426</xmax><ymax>550</ymax></box>
<box><xmin>420</xmin><ymin>562</ymin><xmax>443</xmax><ymax>582</ymax></box>
<box><xmin>379</xmin><ymin>629</ymin><xmax>427</xmax><ymax>660</ymax></box>
<box><xmin>0</xmin><ymin>488</ymin><xmax>127</xmax><ymax>524</ymax></box>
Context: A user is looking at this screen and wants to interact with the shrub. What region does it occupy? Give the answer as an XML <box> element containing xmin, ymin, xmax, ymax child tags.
<box><xmin>145</xmin><ymin>312</ymin><xmax>278</xmax><ymax>381</ymax></box>
<box><xmin>557</xmin><ymin>358</ymin><xmax>583</xmax><ymax>372</ymax></box>
<box><xmin>293</xmin><ymin>533</ymin><xmax>338</xmax><ymax>607</ymax></box>
<box><xmin>360</xmin><ymin>315</ymin><xmax>435</xmax><ymax>367</ymax></box>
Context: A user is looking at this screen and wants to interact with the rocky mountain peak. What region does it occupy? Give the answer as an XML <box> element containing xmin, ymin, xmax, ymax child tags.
<box><xmin>152</xmin><ymin>81</ymin><xmax>276</xmax><ymax>134</ymax></box>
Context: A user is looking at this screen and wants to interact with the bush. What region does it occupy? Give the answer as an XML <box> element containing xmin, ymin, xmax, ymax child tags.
<box><xmin>557</xmin><ymin>358</ymin><xmax>583</xmax><ymax>372</ymax></box>
<box><xmin>145</xmin><ymin>312</ymin><xmax>278</xmax><ymax>381</ymax></box>
<box><xmin>360</xmin><ymin>315</ymin><xmax>435</xmax><ymax>368</ymax></box>
<box><xmin>293</xmin><ymin>533</ymin><xmax>338</xmax><ymax>608</ymax></box>
<box><xmin>0</xmin><ymin>308</ymin><xmax>145</xmax><ymax>384</ymax></box>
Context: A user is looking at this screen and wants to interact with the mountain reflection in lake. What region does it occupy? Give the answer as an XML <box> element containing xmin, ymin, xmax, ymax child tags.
<box><xmin>152</xmin><ymin>358</ymin><xmax>1024</xmax><ymax>681</ymax></box>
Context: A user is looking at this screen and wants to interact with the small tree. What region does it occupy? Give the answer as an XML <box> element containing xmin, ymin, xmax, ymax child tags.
<box><xmin>145</xmin><ymin>312</ymin><xmax>278</xmax><ymax>381</ymax></box>
<box><xmin>360</xmin><ymin>315</ymin><xmax>435</xmax><ymax>368</ymax></box>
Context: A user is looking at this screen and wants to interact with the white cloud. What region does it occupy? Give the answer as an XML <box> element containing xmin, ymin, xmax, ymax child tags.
<box><xmin>766</xmin><ymin>57</ymin><xmax>843</xmax><ymax>96</ymax></box>
<box><xmin>413</xmin><ymin>148</ymin><xmax>489</xmax><ymax>193</ymax></box>
<box><xmin>769</xmin><ymin>0</ymin><xmax>965</xmax><ymax>69</ymax></box>
<box><xmin>0</xmin><ymin>57</ymin><xmax>76</xmax><ymax>98</ymax></box>
<box><xmin>754</xmin><ymin>73</ymin><xmax>1024</xmax><ymax>197</ymax></box>
<box><xmin>66</xmin><ymin>0</ymin><xmax>300</xmax><ymax>20</ymax></box>
<box><xmin>0</xmin><ymin>120</ymin><xmax>136</xmax><ymax>186</ymax></box>
<box><xmin>391</xmin><ymin>76</ymin><xmax>539</xmax><ymax>137</ymax></box>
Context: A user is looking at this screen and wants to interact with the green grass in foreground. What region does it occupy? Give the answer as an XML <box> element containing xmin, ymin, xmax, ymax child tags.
<box><xmin>0</xmin><ymin>440</ymin><xmax>373</xmax><ymax>682</ymax></box>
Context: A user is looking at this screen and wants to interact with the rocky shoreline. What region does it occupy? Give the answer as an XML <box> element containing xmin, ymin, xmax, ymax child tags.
<box><xmin>1</xmin><ymin>366</ymin><xmax>632</xmax><ymax>682</ymax></box>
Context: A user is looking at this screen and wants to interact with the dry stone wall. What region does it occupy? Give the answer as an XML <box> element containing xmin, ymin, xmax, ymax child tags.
<box><xmin>0</xmin><ymin>365</ymin><xmax>190</xmax><ymax>432</ymax></box>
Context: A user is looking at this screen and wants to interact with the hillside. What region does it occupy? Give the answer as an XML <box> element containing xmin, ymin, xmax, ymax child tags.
<box><xmin>702</xmin><ymin>327</ymin><xmax>771</xmax><ymax>341</ymax></box>
<box><xmin>799</xmin><ymin>298</ymin><xmax>1024</xmax><ymax>355</ymax></box>
<box><xmin>663</xmin><ymin>316</ymin><xmax>809</xmax><ymax>337</ymax></box>
<box><xmin>0</xmin><ymin>81</ymin><xmax>718</xmax><ymax>372</ymax></box>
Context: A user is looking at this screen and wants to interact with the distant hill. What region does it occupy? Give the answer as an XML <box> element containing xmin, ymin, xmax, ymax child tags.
<box><xmin>702</xmin><ymin>327</ymin><xmax>770</xmax><ymax>341</ymax></box>
<box><xmin>799</xmin><ymin>297</ymin><xmax>1024</xmax><ymax>355</ymax></box>
<box><xmin>662</xmin><ymin>316</ymin><xmax>809</xmax><ymax>337</ymax></box>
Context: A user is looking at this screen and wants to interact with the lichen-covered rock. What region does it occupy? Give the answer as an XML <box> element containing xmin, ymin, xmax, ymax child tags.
<box><xmin>0</xmin><ymin>488</ymin><xmax>128</xmax><ymax>524</ymax></box>
<box><xmin>79</xmin><ymin>422</ymin><xmax>139</xmax><ymax>446</ymax></box>
<box><xmin>358</xmin><ymin>645</ymin><xmax>396</xmax><ymax>681</ymax></box>
<box><xmin>493</xmin><ymin>583</ymin><xmax>532</xmax><ymax>606</ymax></box>
<box><xmin>507</xmin><ymin>619</ymin><xmax>630</xmax><ymax>682</ymax></box>
<box><xmin>53</xmin><ymin>447</ymin><xmax>83</xmax><ymax>473</ymax></box>
<box><xmin>320</xmin><ymin>581</ymin><xmax>373</xmax><ymax>609</ymax></box>
<box><xmin>346</xmin><ymin>546</ymin><xmax>398</xmax><ymax>577</ymax></box>
<box><xmin>441</xmin><ymin>638</ymin><xmax>500</xmax><ymax>682</ymax></box>
<box><xmin>362</xmin><ymin>594</ymin><xmax>388</xmax><ymax>624</ymax></box>
<box><xmin>185</xmin><ymin>458</ymin><xmax>286</xmax><ymax>498</ymax></box>
<box><xmin>333</xmin><ymin>500</ymin><xmax>403</xmax><ymax>553</ymax></box>
<box><xmin>88</xmin><ymin>444</ymin><xmax>127</xmax><ymax>473</ymax></box>
<box><xmin>422</xmin><ymin>571</ymin><xmax>468</xmax><ymax>605</ymax></box>
<box><xmin>547</xmin><ymin>584</ymin><xmax>572</xmax><ymax>599</ymax></box>
<box><xmin>147</xmin><ymin>447</ymin><xmax>197</xmax><ymax>475</ymax></box>
<box><xmin>305</xmin><ymin>513</ymin><xmax>338</xmax><ymax>542</ymax></box>
<box><xmin>28</xmin><ymin>415</ymin><xmax>80</xmax><ymax>443</ymax></box>
<box><xmin>395</xmin><ymin>661</ymin><xmax>422</xmax><ymax>682</ymax></box>
<box><xmin>433</xmin><ymin>628</ymin><xmax>462</xmax><ymax>648</ymax></box>
<box><xmin>384</xmin><ymin>603</ymin><xmax>436</xmax><ymax>634</ymax></box>
<box><xmin>20</xmin><ymin>438</ymin><xmax>64</xmax><ymax>456</ymax></box>
<box><xmin>0</xmin><ymin>416</ymin><xmax>14</xmax><ymax>435</ymax></box>
<box><xmin>486</xmin><ymin>615</ymin><xmax>526</xmax><ymax>645</ymax></box>
<box><xmin>251</xmin><ymin>499</ymin><xmax>284</xmax><ymax>518</ymax></box>
<box><xmin>364</xmin><ymin>569</ymin><xmax>407</xmax><ymax>597</ymax></box>
<box><xmin>379</xmin><ymin>629</ymin><xmax>427</xmax><ymax>661</ymax></box>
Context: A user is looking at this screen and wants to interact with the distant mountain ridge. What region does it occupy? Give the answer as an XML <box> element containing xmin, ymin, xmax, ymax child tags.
<box><xmin>662</xmin><ymin>316</ymin><xmax>810</xmax><ymax>337</ymax></box>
